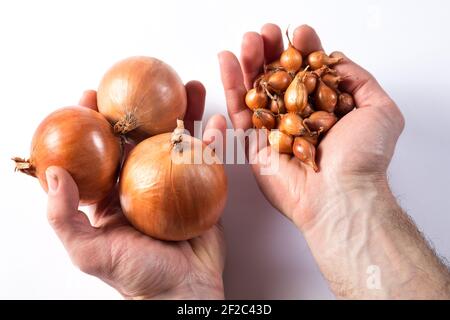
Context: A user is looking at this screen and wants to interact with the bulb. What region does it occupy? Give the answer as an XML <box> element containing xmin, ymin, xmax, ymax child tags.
<box><xmin>284</xmin><ymin>69</ymin><xmax>308</xmax><ymax>113</ymax></box>
<box><xmin>303</xmin><ymin>111</ymin><xmax>337</xmax><ymax>134</ymax></box>
<box><xmin>293</xmin><ymin>137</ymin><xmax>318</xmax><ymax>172</ymax></box>
<box><xmin>267</xmin><ymin>70</ymin><xmax>292</xmax><ymax>92</ymax></box>
<box><xmin>269</xmin><ymin>96</ymin><xmax>286</xmax><ymax>114</ymax></box>
<box><xmin>335</xmin><ymin>93</ymin><xmax>355</xmax><ymax>117</ymax></box>
<box><xmin>307</xmin><ymin>51</ymin><xmax>342</xmax><ymax>70</ymax></box>
<box><xmin>303</xmin><ymin>72</ymin><xmax>318</xmax><ymax>94</ymax></box>
<box><xmin>315</xmin><ymin>80</ymin><xmax>338</xmax><ymax>113</ymax></box>
<box><xmin>278</xmin><ymin>113</ymin><xmax>307</xmax><ymax>136</ymax></box>
<box><xmin>299</xmin><ymin>104</ymin><xmax>314</xmax><ymax>118</ymax></box>
<box><xmin>280</xmin><ymin>29</ymin><xmax>303</xmax><ymax>74</ymax></box>
<box><xmin>268</xmin><ymin>130</ymin><xmax>293</xmax><ymax>154</ymax></box>
<box><xmin>252</xmin><ymin>109</ymin><xmax>276</xmax><ymax>130</ymax></box>
<box><xmin>321</xmin><ymin>73</ymin><xmax>342</xmax><ymax>90</ymax></box>
<box><xmin>245</xmin><ymin>87</ymin><xmax>268</xmax><ymax>111</ymax></box>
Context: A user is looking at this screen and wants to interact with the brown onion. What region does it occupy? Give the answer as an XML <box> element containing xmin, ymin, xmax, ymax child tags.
<box><xmin>268</xmin><ymin>130</ymin><xmax>293</xmax><ymax>154</ymax></box>
<box><xmin>321</xmin><ymin>73</ymin><xmax>342</xmax><ymax>90</ymax></box>
<box><xmin>284</xmin><ymin>69</ymin><xmax>308</xmax><ymax>113</ymax></box>
<box><xmin>335</xmin><ymin>93</ymin><xmax>355</xmax><ymax>117</ymax></box>
<box><xmin>119</xmin><ymin>120</ymin><xmax>227</xmax><ymax>241</ymax></box>
<box><xmin>278</xmin><ymin>113</ymin><xmax>307</xmax><ymax>136</ymax></box>
<box><xmin>280</xmin><ymin>30</ymin><xmax>303</xmax><ymax>74</ymax></box>
<box><xmin>269</xmin><ymin>95</ymin><xmax>286</xmax><ymax>114</ymax></box>
<box><xmin>266</xmin><ymin>59</ymin><xmax>282</xmax><ymax>71</ymax></box>
<box><xmin>302</xmin><ymin>132</ymin><xmax>319</xmax><ymax>146</ymax></box>
<box><xmin>293</xmin><ymin>137</ymin><xmax>318</xmax><ymax>172</ymax></box>
<box><xmin>303</xmin><ymin>111</ymin><xmax>337</xmax><ymax>134</ymax></box>
<box><xmin>304</xmin><ymin>72</ymin><xmax>318</xmax><ymax>94</ymax></box>
<box><xmin>299</xmin><ymin>103</ymin><xmax>315</xmax><ymax>118</ymax></box>
<box><xmin>307</xmin><ymin>51</ymin><xmax>342</xmax><ymax>70</ymax></box>
<box><xmin>97</xmin><ymin>56</ymin><xmax>187</xmax><ymax>143</ymax></box>
<box><xmin>252</xmin><ymin>109</ymin><xmax>276</xmax><ymax>130</ymax></box>
<box><xmin>267</xmin><ymin>70</ymin><xmax>292</xmax><ymax>92</ymax></box>
<box><xmin>245</xmin><ymin>87</ymin><xmax>268</xmax><ymax>111</ymax></box>
<box><xmin>13</xmin><ymin>106</ymin><xmax>121</xmax><ymax>205</ymax></box>
<box><xmin>315</xmin><ymin>80</ymin><xmax>338</xmax><ymax>113</ymax></box>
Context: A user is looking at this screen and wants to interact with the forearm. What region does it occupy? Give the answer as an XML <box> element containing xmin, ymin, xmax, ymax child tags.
<box><xmin>299</xmin><ymin>176</ymin><xmax>450</xmax><ymax>299</ymax></box>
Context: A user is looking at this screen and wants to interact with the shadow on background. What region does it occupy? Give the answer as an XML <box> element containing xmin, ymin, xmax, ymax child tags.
<box><xmin>221</xmin><ymin>164</ymin><xmax>333</xmax><ymax>299</ymax></box>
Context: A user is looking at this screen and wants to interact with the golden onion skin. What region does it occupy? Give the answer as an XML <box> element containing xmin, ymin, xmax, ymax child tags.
<box><xmin>119</xmin><ymin>133</ymin><xmax>227</xmax><ymax>241</ymax></box>
<box><xmin>97</xmin><ymin>56</ymin><xmax>187</xmax><ymax>142</ymax></box>
<box><xmin>26</xmin><ymin>106</ymin><xmax>121</xmax><ymax>205</ymax></box>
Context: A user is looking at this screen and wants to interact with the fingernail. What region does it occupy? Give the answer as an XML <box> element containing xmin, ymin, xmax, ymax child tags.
<box><xmin>46</xmin><ymin>168</ymin><xmax>58</xmax><ymax>193</ymax></box>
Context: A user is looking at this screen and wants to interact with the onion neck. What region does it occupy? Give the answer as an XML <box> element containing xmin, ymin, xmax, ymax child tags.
<box><xmin>114</xmin><ymin>112</ymin><xmax>138</xmax><ymax>134</ymax></box>
<box><xmin>12</xmin><ymin>157</ymin><xmax>36</xmax><ymax>177</ymax></box>
<box><xmin>171</xmin><ymin>119</ymin><xmax>186</xmax><ymax>152</ymax></box>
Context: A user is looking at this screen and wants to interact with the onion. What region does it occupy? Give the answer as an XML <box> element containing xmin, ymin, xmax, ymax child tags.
<box><xmin>13</xmin><ymin>106</ymin><xmax>122</xmax><ymax>205</ymax></box>
<box><xmin>119</xmin><ymin>120</ymin><xmax>227</xmax><ymax>241</ymax></box>
<box><xmin>97</xmin><ymin>56</ymin><xmax>187</xmax><ymax>142</ymax></box>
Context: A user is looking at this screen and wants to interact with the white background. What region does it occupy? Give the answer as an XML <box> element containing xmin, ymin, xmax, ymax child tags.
<box><xmin>1</xmin><ymin>0</ymin><xmax>449</xmax><ymax>299</ymax></box>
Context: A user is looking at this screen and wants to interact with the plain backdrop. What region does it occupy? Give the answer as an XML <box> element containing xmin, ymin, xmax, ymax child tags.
<box><xmin>1</xmin><ymin>0</ymin><xmax>449</xmax><ymax>299</ymax></box>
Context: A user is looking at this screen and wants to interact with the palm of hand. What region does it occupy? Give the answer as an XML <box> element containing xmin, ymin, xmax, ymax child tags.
<box><xmin>86</xmin><ymin>199</ymin><xmax>224</xmax><ymax>299</ymax></box>
<box><xmin>252</xmin><ymin>104</ymin><xmax>401</xmax><ymax>226</ymax></box>
<box><xmin>219</xmin><ymin>24</ymin><xmax>404</xmax><ymax>228</ymax></box>
<box><xmin>48</xmin><ymin>84</ymin><xmax>226</xmax><ymax>299</ymax></box>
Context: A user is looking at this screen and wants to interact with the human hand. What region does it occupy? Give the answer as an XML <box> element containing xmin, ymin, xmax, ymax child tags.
<box><xmin>218</xmin><ymin>24</ymin><xmax>404</xmax><ymax>230</ymax></box>
<box><xmin>46</xmin><ymin>83</ymin><xmax>228</xmax><ymax>300</ymax></box>
<box><xmin>219</xmin><ymin>24</ymin><xmax>450</xmax><ymax>299</ymax></box>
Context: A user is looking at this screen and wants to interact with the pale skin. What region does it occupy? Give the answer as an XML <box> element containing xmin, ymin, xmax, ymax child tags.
<box><xmin>47</xmin><ymin>82</ymin><xmax>228</xmax><ymax>299</ymax></box>
<box><xmin>46</xmin><ymin>24</ymin><xmax>450</xmax><ymax>299</ymax></box>
<box><xmin>218</xmin><ymin>23</ymin><xmax>450</xmax><ymax>299</ymax></box>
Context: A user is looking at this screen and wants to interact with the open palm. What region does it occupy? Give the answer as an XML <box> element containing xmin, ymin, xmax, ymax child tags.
<box><xmin>47</xmin><ymin>84</ymin><xmax>227</xmax><ymax>299</ymax></box>
<box><xmin>218</xmin><ymin>24</ymin><xmax>404</xmax><ymax>229</ymax></box>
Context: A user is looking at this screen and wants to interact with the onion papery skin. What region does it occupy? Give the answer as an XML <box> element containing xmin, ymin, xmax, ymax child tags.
<box><xmin>97</xmin><ymin>56</ymin><xmax>187</xmax><ymax>142</ymax></box>
<box><xmin>119</xmin><ymin>133</ymin><xmax>227</xmax><ymax>241</ymax></box>
<box><xmin>24</xmin><ymin>106</ymin><xmax>122</xmax><ymax>205</ymax></box>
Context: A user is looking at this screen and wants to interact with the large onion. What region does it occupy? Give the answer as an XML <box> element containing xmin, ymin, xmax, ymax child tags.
<box><xmin>97</xmin><ymin>56</ymin><xmax>187</xmax><ymax>142</ymax></box>
<box><xmin>14</xmin><ymin>106</ymin><xmax>122</xmax><ymax>205</ymax></box>
<box><xmin>119</xmin><ymin>120</ymin><xmax>227</xmax><ymax>241</ymax></box>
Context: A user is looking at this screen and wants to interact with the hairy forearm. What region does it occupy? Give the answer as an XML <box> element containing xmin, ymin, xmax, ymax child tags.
<box><xmin>300</xmin><ymin>176</ymin><xmax>450</xmax><ymax>299</ymax></box>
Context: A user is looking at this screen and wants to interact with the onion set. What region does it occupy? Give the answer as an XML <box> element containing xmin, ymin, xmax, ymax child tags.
<box><xmin>244</xmin><ymin>29</ymin><xmax>356</xmax><ymax>171</ymax></box>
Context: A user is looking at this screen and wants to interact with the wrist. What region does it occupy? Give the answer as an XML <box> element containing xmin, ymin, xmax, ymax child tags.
<box><xmin>292</xmin><ymin>172</ymin><xmax>390</xmax><ymax>233</ymax></box>
<box><xmin>125</xmin><ymin>275</ymin><xmax>225</xmax><ymax>300</ymax></box>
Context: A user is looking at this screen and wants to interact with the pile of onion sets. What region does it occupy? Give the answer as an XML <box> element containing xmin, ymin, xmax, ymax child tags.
<box><xmin>14</xmin><ymin>56</ymin><xmax>227</xmax><ymax>241</ymax></box>
<box><xmin>246</xmin><ymin>31</ymin><xmax>355</xmax><ymax>171</ymax></box>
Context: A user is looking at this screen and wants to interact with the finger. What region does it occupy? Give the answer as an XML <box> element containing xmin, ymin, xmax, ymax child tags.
<box><xmin>184</xmin><ymin>80</ymin><xmax>206</xmax><ymax>135</ymax></box>
<box><xmin>203</xmin><ymin>114</ymin><xmax>227</xmax><ymax>163</ymax></box>
<box><xmin>203</xmin><ymin>114</ymin><xmax>227</xmax><ymax>146</ymax></box>
<box><xmin>330</xmin><ymin>51</ymin><xmax>390</xmax><ymax>108</ymax></box>
<box><xmin>261</xmin><ymin>23</ymin><xmax>284</xmax><ymax>64</ymax></box>
<box><xmin>240</xmin><ymin>32</ymin><xmax>264</xmax><ymax>90</ymax></box>
<box><xmin>46</xmin><ymin>166</ymin><xmax>108</xmax><ymax>276</ymax></box>
<box><xmin>218</xmin><ymin>51</ymin><xmax>253</xmax><ymax>131</ymax></box>
<box><xmin>292</xmin><ymin>25</ymin><xmax>324</xmax><ymax>56</ymax></box>
<box><xmin>78</xmin><ymin>90</ymin><xmax>98</xmax><ymax>111</ymax></box>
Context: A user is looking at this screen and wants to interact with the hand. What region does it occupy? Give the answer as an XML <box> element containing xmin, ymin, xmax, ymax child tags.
<box><xmin>46</xmin><ymin>82</ymin><xmax>228</xmax><ymax>300</ymax></box>
<box><xmin>219</xmin><ymin>24</ymin><xmax>450</xmax><ymax>299</ymax></box>
<box><xmin>218</xmin><ymin>24</ymin><xmax>404</xmax><ymax>230</ymax></box>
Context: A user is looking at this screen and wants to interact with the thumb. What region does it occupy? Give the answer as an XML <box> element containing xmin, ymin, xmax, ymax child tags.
<box><xmin>46</xmin><ymin>166</ymin><xmax>93</xmax><ymax>244</ymax></box>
